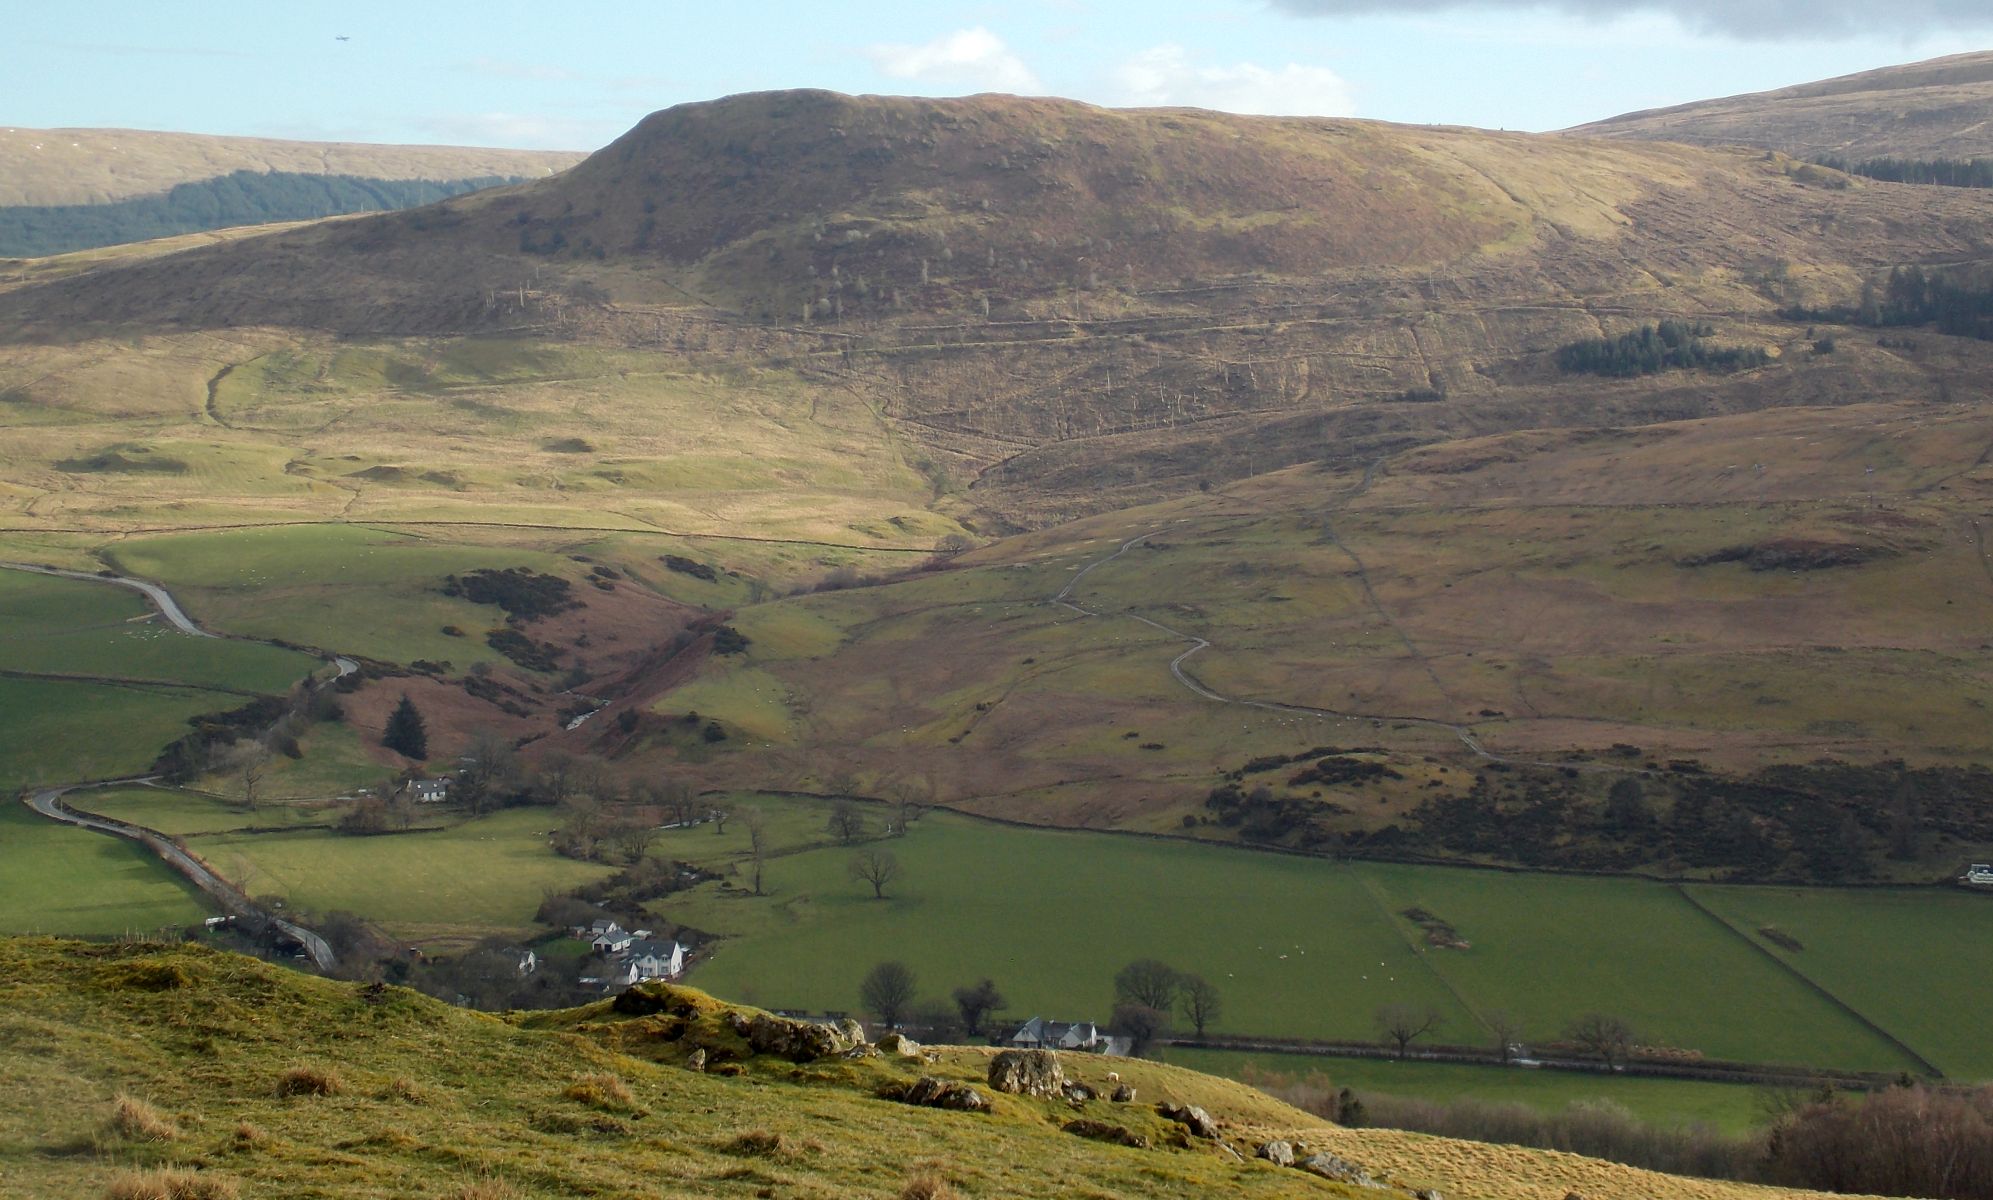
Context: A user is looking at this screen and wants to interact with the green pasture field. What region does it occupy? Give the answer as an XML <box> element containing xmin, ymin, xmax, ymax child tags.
<box><xmin>183</xmin><ymin>807</ymin><xmax>612</xmax><ymax>950</ymax></box>
<box><xmin>663</xmin><ymin>806</ymin><xmax>1932</xmax><ymax>1075</ymax></box>
<box><xmin>68</xmin><ymin>785</ymin><xmax>338</xmax><ymax>836</ymax></box>
<box><xmin>0</xmin><ymin>802</ymin><xmax>208</xmax><ymax>936</ymax></box>
<box><xmin>0</xmin><ymin>677</ymin><xmax>236</xmax><ymax>785</ymax></box>
<box><xmin>0</xmin><ymin>569</ymin><xmax>315</xmax><ymax>693</ymax></box>
<box><xmin>105</xmin><ymin>524</ymin><xmax>576</xmax><ymax>666</ymax></box>
<box><xmin>1356</xmin><ymin>865</ymin><xmax>1921</xmax><ymax>1073</ymax></box>
<box><xmin>1165</xmin><ymin>1047</ymin><xmax>1774</xmax><ymax>1134</ymax></box>
<box><xmin>668</xmin><ymin>805</ymin><xmax>1468</xmax><ymax>1033</ymax></box>
<box><xmin>1688</xmin><ymin>884</ymin><xmax>1993</xmax><ymax>1080</ymax></box>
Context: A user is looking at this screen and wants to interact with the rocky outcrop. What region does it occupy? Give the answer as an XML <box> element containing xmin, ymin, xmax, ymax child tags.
<box><xmin>1062</xmin><ymin>1118</ymin><xmax>1149</xmax><ymax>1148</ymax></box>
<box><xmin>725</xmin><ymin>1011</ymin><xmax>862</xmax><ymax>1062</ymax></box>
<box><xmin>1257</xmin><ymin>1139</ymin><xmax>1295</xmax><ymax>1166</ymax></box>
<box><xmin>1061</xmin><ymin>1080</ymin><xmax>1096</xmax><ymax>1103</ymax></box>
<box><xmin>875</xmin><ymin>1031</ymin><xmax>922</xmax><ymax>1058</ymax></box>
<box><xmin>1111</xmin><ymin>1084</ymin><xmax>1137</xmax><ymax>1103</ymax></box>
<box><xmin>890</xmin><ymin>1076</ymin><xmax>992</xmax><ymax>1113</ymax></box>
<box><xmin>1300</xmin><ymin>1151</ymin><xmax>1379</xmax><ymax>1188</ymax></box>
<box><xmin>684</xmin><ymin>1048</ymin><xmax>707</xmax><ymax>1072</ymax></box>
<box><xmin>988</xmin><ymin>1049</ymin><xmax>1065</xmax><ymax>1097</ymax></box>
<box><xmin>1157</xmin><ymin>1102</ymin><xmax>1220</xmax><ymax>1139</ymax></box>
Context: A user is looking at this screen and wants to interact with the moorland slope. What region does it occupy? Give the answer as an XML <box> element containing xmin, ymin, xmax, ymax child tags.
<box><xmin>1571</xmin><ymin>51</ymin><xmax>1993</xmax><ymax>160</ymax></box>
<box><xmin>0</xmin><ymin>127</ymin><xmax>582</xmax><ymax>207</ymax></box>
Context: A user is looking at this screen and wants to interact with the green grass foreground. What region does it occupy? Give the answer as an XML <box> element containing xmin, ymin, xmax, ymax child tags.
<box><xmin>0</xmin><ymin>938</ymin><xmax>1867</xmax><ymax>1200</ymax></box>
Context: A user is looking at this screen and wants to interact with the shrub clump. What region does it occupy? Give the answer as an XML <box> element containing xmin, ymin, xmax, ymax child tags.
<box><xmin>662</xmin><ymin>554</ymin><xmax>718</xmax><ymax>582</ymax></box>
<box><xmin>485</xmin><ymin>627</ymin><xmax>563</xmax><ymax>672</ymax></box>
<box><xmin>442</xmin><ymin>568</ymin><xmax>578</xmax><ymax>622</ymax></box>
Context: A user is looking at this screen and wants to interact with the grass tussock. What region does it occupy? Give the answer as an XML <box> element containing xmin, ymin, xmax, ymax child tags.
<box><xmin>382</xmin><ymin>1076</ymin><xmax>426</xmax><ymax>1103</ymax></box>
<box><xmin>107</xmin><ymin>1094</ymin><xmax>179</xmax><ymax>1142</ymax></box>
<box><xmin>563</xmin><ymin>1072</ymin><xmax>638</xmax><ymax>1112</ymax></box>
<box><xmin>451</xmin><ymin>1180</ymin><xmax>521</xmax><ymax>1200</ymax></box>
<box><xmin>275</xmin><ymin>1063</ymin><xmax>344</xmax><ymax>1098</ymax></box>
<box><xmin>723</xmin><ymin>1128</ymin><xmax>789</xmax><ymax>1157</ymax></box>
<box><xmin>231</xmin><ymin>1121</ymin><xmax>263</xmax><ymax>1146</ymax></box>
<box><xmin>901</xmin><ymin>1171</ymin><xmax>961</xmax><ymax>1200</ymax></box>
<box><xmin>103</xmin><ymin>1168</ymin><xmax>239</xmax><ymax>1200</ymax></box>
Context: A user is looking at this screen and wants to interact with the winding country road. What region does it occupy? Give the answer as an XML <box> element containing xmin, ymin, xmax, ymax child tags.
<box><xmin>28</xmin><ymin>779</ymin><xmax>335</xmax><ymax>969</ymax></box>
<box><xmin>1054</xmin><ymin>529</ymin><xmax>1492</xmax><ymax>756</ymax></box>
<box><xmin>1</xmin><ymin>561</ymin><xmax>220</xmax><ymax>638</ymax></box>
<box><xmin>4</xmin><ymin>560</ymin><xmax>349</xmax><ymax>968</ymax></box>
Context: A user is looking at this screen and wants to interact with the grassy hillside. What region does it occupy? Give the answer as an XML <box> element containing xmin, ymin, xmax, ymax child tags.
<box><xmin>0</xmin><ymin>171</ymin><xmax>541</xmax><ymax>258</ymax></box>
<box><xmin>0</xmin><ymin>937</ymin><xmax>1885</xmax><ymax>1199</ymax></box>
<box><xmin>1570</xmin><ymin>51</ymin><xmax>1993</xmax><ymax>160</ymax></box>
<box><xmin>0</xmin><ymin>127</ymin><xmax>581</xmax><ymax>207</ymax></box>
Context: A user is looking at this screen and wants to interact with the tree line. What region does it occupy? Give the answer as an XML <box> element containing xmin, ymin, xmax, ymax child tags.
<box><xmin>1554</xmin><ymin>320</ymin><xmax>1768</xmax><ymax>378</ymax></box>
<box><xmin>0</xmin><ymin>170</ymin><xmax>531</xmax><ymax>257</ymax></box>
<box><xmin>1782</xmin><ymin>265</ymin><xmax>1993</xmax><ymax>342</ymax></box>
<box><xmin>1813</xmin><ymin>155</ymin><xmax>1993</xmax><ymax>189</ymax></box>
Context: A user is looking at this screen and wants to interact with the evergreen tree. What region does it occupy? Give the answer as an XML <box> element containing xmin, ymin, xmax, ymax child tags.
<box><xmin>383</xmin><ymin>695</ymin><xmax>429</xmax><ymax>760</ymax></box>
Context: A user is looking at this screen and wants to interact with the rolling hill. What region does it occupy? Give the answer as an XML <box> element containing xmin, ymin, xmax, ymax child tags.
<box><xmin>0</xmin><ymin>127</ymin><xmax>583</xmax><ymax>256</ymax></box>
<box><xmin>1569</xmin><ymin>50</ymin><xmax>1993</xmax><ymax>160</ymax></box>
<box><xmin>4</xmin><ymin>85</ymin><xmax>1993</xmax><ymax>875</ymax></box>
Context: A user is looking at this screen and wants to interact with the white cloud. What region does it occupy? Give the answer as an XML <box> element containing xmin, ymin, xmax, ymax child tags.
<box><xmin>1269</xmin><ymin>0</ymin><xmax>1993</xmax><ymax>41</ymax></box>
<box><xmin>864</xmin><ymin>27</ymin><xmax>1043</xmax><ymax>94</ymax></box>
<box><xmin>412</xmin><ymin>112</ymin><xmax>615</xmax><ymax>150</ymax></box>
<box><xmin>1113</xmin><ymin>45</ymin><xmax>1356</xmax><ymax>116</ymax></box>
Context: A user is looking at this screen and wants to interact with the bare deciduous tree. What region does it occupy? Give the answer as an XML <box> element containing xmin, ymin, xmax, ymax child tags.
<box><xmin>1487</xmin><ymin>1009</ymin><xmax>1525</xmax><ymax>1063</ymax></box>
<box><xmin>860</xmin><ymin>960</ymin><xmax>917</xmax><ymax>1028</ymax></box>
<box><xmin>1566</xmin><ymin>1012</ymin><xmax>1637</xmax><ymax>1072</ymax></box>
<box><xmin>1114</xmin><ymin>959</ymin><xmax>1181</xmax><ymax>1012</ymax></box>
<box><xmin>951</xmin><ymin>978</ymin><xmax>1006</xmax><ymax>1038</ymax></box>
<box><xmin>1179</xmin><ymin>973</ymin><xmax>1223</xmax><ymax>1038</ymax></box>
<box><xmin>744</xmin><ymin>808</ymin><xmax>769</xmax><ymax>896</ymax></box>
<box><xmin>461</xmin><ymin>728</ymin><xmax>519</xmax><ymax>813</ymax></box>
<box><xmin>848</xmin><ymin>847</ymin><xmax>900</xmax><ymax>899</ymax></box>
<box><xmin>1110</xmin><ymin>1001</ymin><xmax>1170</xmax><ymax>1056</ymax></box>
<box><xmin>827</xmin><ymin>801</ymin><xmax>866</xmax><ymax>844</ymax></box>
<box><xmin>234</xmin><ymin>743</ymin><xmax>271</xmax><ymax>812</ymax></box>
<box><xmin>1376</xmin><ymin>1003</ymin><xmax>1445</xmax><ymax>1059</ymax></box>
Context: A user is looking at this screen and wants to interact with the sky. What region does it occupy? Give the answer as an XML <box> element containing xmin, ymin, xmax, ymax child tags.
<box><xmin>6</xmin><ymin>1</ymin><xmax>1990</xmax><ymax>150</ymax></box>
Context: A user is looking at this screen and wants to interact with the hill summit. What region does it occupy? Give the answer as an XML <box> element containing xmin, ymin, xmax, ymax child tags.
<box><xmin>1570</xmin><ymin>50</ymin><xmax>1993</xmax><ymax>160</ymax></box>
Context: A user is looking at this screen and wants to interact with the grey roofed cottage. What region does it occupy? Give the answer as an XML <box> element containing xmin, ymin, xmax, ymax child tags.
<box><xmin>1009</xmin><ymin>1016</ymin><xmax>1111</xmax><ymax>1052</ymax></box>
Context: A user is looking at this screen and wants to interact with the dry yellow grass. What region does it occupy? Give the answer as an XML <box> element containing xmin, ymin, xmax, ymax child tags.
<box><xmin>105</xmin><ymin>1094</ymin><xmax>177</xmax><ymax>1143</ymax></box>
<box><xmin>101</xmin><ymin>1169</ymin><xmax>238</xmax><ymax>1200</ymax></box>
